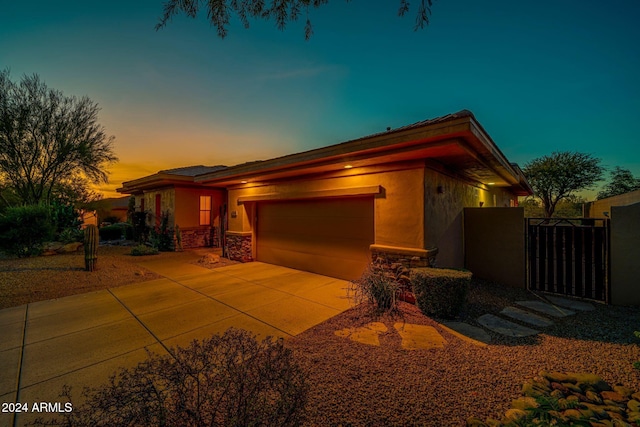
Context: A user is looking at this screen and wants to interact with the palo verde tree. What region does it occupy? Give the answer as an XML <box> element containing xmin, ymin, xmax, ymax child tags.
<box><xmin>0</xmin><ymin>70</ymin><xmax>117</xmax><ymax>206</ymax></box>
<box><xmin>523</xmin><ymin>151</ymin><xmax>604</xmax><ymax>218</ymax></box>
<box><xmin>596</xmin><ymin>166</ymin><xmax>640</xmax><ymax>200</ymax></box>
<box><xmin>155</xmin><ymin>0</ymin><xmax>434</xmax><ymax>39</ymax></box>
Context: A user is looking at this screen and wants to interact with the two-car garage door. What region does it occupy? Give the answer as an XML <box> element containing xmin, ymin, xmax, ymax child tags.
<box><xmin>256</xmin><ymin>197</ymin><xmax>374</xmax><ymax>280</ymax></box>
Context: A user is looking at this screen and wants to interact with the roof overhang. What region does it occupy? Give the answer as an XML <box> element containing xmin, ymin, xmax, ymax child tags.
<box><xmin>194</xmin><ymin>111</ymin><xmax>533</xmax><ymax>196</ymax></box>
<box><xmin>117</xmin><ymin>173</ymin><xmax>198</xmax><ymax>195</ymax></box>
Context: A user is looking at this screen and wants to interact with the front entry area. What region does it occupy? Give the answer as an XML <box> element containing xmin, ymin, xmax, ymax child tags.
<box><xmin>256</xmin><ymin>197</ymin><xmax>374</xmax><ymax>280</ymax></box>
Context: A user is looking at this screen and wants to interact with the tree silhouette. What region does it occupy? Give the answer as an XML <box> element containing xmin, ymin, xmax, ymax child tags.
<box><xmin>596</xmin><ymin>166</ymin><xmax>640</xmax><ymax>200</ymax></box>
<box><xmin>523</xmin><ymin>152</ymin><xmax>603</xmax><ymax>218</ymax></box>
<box><xmin>0</xmin><ymin>70</ymin><xmax>117</xmax><ymax>205</ymax></box>
<box><xmin>156</xmin><ymin>0</ymin><xmax>434</xmax><ymax>39</ymax></box>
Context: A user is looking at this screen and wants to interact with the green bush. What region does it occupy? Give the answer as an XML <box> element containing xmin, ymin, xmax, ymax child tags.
<box><xmin>99</xmin><ymin>224</ymin><xmax>123</xmax><ymax>241</ymax></box>
<box><xmin>0</xmin><ymin>205</ymin><xmax>55</xmax><ymax>257</ymax></box>
<box><xmin>31</xmin><ymin>328</ymin><xmax>308</xmax><ymax>427</ymax></box>
<box><xmin>130</xmin><ymin>244</ymin><xmax>159</xmax><ymax>256</ymax></box>
<box><xmin>58</xmin><ymin>227</ymin><xmax>84</xmax><ymax>244</ymax></box>
<box><xmin>411</xmin><ymin>267</ymin><xmax>472</xmax><ymax>319</ymax></box>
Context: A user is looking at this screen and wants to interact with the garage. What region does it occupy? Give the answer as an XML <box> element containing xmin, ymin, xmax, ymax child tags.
<box><xmin>256</xmin><ymin>197</ymin><xmax>374</xmax><ymax>280</ymax></box>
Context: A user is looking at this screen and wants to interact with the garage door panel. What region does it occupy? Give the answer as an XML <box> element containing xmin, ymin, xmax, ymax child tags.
<box><xmin>258</xmin><ymin>217</ymin><xmax>373</xmax><ymax>239</ymax></box>
<box><xmin>258</xmin><ymin>232</ymin><xmax>372</xmax><ymax>260</ymax></box>
<box><xmin>258</xmin><ymin>246</ymin><xmax>369</xmax><ymax>281</ymax></box>
<box><xmin>256</xmin><ymin>198</ymin><xmax>374</xmax><ymax>280</ymax></box>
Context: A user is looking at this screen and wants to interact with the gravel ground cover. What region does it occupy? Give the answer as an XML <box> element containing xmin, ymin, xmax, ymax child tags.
<box><xmin>288</xmin><ymin>283</ymin><xmax>640</xmax><ymax>426</ymax></box>
<box><xmin>0</xmin><ymin>245</ymin><xmax>164</xmax><ymax>309</ymax></box>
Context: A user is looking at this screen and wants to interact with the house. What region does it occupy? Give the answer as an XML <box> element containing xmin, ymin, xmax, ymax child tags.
<box><xmin>583</xmin><ymin>188</ymin><xmax>640</xmax><ymax>218</ymax></box>
<box><xmin>118</xmin><ymin>110</ymin><xmax>532</xmax><ymax>280</ymax></box>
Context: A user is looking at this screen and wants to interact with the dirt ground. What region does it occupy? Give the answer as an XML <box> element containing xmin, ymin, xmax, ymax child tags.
<box><xmin>0</xmin><ymin>245</ymin><xmax>237</xmax><ymax>310</ymax></box>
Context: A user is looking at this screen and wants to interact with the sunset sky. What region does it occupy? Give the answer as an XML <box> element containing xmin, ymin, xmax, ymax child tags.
<box><xmin>2</xmin><ymin>0</ymin><xmax>639</xmax><ymax>199</ymax></box>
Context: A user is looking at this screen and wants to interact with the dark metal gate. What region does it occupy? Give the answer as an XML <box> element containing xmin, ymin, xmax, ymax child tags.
<box><xmin>526</xmin><ymin>218</ymin><xmax>610</xmax><ymax>303</ymax></box>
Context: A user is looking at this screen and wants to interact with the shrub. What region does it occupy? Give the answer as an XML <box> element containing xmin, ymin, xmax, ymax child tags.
<box><xmin>131</xmin><ymin>211</ymin><xmax>150</xmax><ymax>243</ymax></box>
<box><xmin>350</xmin><ymin>260</ymin><xmax>406</xmax><ymax>314</ymax></box>
<box><xmin>58</xmin><ymin>227</ymin><xmax>84</xmax><ymax>244</ymax></box>
<box><xmin>0</xmin><ymin>205</ymin><xmax>55</xmax><ymax>257</ymax></box>
<box><xmin>150</xmin><ymin>210</ymin><xmax>173</xmax><ymax>251</ymax></box>
<box><xmin>31</xmin><ymin>328</ymin><xmax>308</xmax><ymax>427</ymax></box>
<box><xmin>99</xmin><ymin>224</ymin><xmax>124</xmax><ymax>241</ymax></box>
<box><xmin>130</xmin><ymin>244</ymin><xmax>159</xmax><ymax>256</ymax></box>
<box><xmin>50</xmin><ymin>200</ymin><xmax>81</xmax><ymax>235</ymax></box>
<box><xmin>411</xmin><ymin>267</ymin><xmax>472</xmax><ymax>319</ymax></box>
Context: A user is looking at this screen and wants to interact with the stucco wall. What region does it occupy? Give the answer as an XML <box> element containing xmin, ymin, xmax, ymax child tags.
<box><xmin>424</xmin><ymin>167</ymin><xmax>516</xmax><ymax>268</ymax></box>
<box><xmin>464</xmin><ymin>207</ymin><xmax>525</xmax><ymax>288</ymax></box>
<box><xmin>142</xmin><ymin>188</ymin><xmax>175</xmax><ymax>227</ymax></box>
<box><xmin>610</xmin><ymin>202</ymin><xmax>640</xmax><ymax>306</ymax></box>
<box><xmin>585</xmin><ymin>189</ymin><xmax>640</xmax><ymax>218</ymax></box>
<box><xmin>174</xmin><ymin>187</ymin><xmax>225</xmax><ymax>229</ymax></box>
<box><xmin>227</xmin><ymin>163</ymin><xmax>426</xmax><ymax>251</ymax></box>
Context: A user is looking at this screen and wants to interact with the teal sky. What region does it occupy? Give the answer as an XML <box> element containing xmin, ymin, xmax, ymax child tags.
<box><xmin>1</xmin><ymin>0</ymin><xmax>639</xmax><ymax>198</ymax></box>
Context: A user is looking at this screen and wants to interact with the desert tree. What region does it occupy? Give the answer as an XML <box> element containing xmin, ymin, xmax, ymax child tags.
<box><xmin>596</xmin><ymin>166</ymin><xmax>640</xmax><ymax>200</ymax></box>
<box><xmin>523</xmin><ymin>151</ymin><xmax>604</xmax><ymax>218</ymax></box>
<box><xmin>155</xmin><ymin>0</ymin><xmax>434</xmax><ymax>39</ymax></box>
<box><xmin>0</xmin><ymin>70</ymin><xmax>117</xmax><ymax>206</ymax></box>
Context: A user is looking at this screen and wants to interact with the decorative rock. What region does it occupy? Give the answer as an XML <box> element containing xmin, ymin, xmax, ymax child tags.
<box><xmin>614</xmin><ymin>385</ymin><xmax>634</xmax><ymax>398</ymax></box>
<box><xmin>511</xmin><ymin>397</ymin><xmax>538</xmax><ymax>410</ymax></box>
<box><xmin>502</xmin><ymin>408</ymin><xmax>527</xmax><ymax>423</ymax></box>
<box><xmin>601</xmin><ymin>391</ymin><xmax>626</xmax><ymax>403</ymax></box>
<box><xmin>466</xmin><ymin>417</ymin><xmax>487</xmax><ymax>427</ymax></box>
<box><xmin>58</xmin><ymin>242</ymin><xmax>83</xmax><ymax>253</ymax></box>
<box><xmin>472</xmin><ymin>372</ymin><xmax>638</xmax><ymax>426</ymax></box>
<box><xmin>586</xmin><ymin>390</ymin><xmax>603</xmax><ymax>404</ymax></box>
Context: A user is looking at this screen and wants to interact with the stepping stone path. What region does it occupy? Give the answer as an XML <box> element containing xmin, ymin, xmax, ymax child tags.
<box><xmin>334</xmin><ymin>322</ymin><xmax>447</xmax><ymax>350</ymax></box>
<box><xmin>500</xmin><ymin>306</ymin><xmax>554</xmax><ymax>328</ymax></box>
<box><xmin>515</xmin><ymin>300</ymin><xmax>576</xmax><ymax>317</ymax></box>
<box><xmin>471</xmin><ymin>296</ymin><xmax>595</xmax><ymax>340</ymax></box>
<box><xmin>477</xmin><ymin>314</ymin><xmax>540</xmax><ymax>337</ymax></box>
<box><xmin>335</xmin><ymin>296</ymin><xmax>596</xmax><ymax>347</ymax></box>
<box><xmin>393</xmin><ymin>323</ymin><xmax>446</xmax><ymax>350</ymax></box>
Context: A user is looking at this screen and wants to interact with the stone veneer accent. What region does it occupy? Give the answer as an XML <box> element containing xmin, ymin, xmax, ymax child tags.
<box><xmin>176</xmin><ymin>226</ymin><xmax>217</xmax><ymax>249</ymax></box>
<box><xmin>370</xmin><ymin>244</ymin><xmax>438</xmax><ymax>268</ymax></box>
<box><xmin>226</xmin><ymin>231</ymin><xmax>253</xmax><ymax>262</ymax></box>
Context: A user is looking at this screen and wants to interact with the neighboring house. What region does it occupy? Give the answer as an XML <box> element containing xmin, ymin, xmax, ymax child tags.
<box><xmin>583</xmin><ymin>189</ymin><xmax>640</xmax><ymax>218</ymax></box>
<box><xmin>100</xmin><ymin>196</ymin><xmax>131</xmax><ymax>223</ymax></box>
<box><xmin>118</xmin><ymin>110</ymin><xmax>532</xmax><ymax>280</ymax></box>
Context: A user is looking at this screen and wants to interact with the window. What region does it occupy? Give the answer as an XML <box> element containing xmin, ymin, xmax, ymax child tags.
<box><xmin>200</xmin><ymin>196</ymin><xmax>212</xmax><ymax>225</ymax></box>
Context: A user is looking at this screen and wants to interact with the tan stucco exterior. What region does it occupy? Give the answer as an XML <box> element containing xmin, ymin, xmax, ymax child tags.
<box><xmin>227</xmin><ymin>161</ymin><xmax>519</xmax><ymax>269</ymax></box>
<box><xmin>174</xmin><ymin>187</ymin><xmax>225</xmax><ymax>229</ymax></box>
<box><xmin>424</xmin><ymin>167</ymin><xmax>517</xmax><ymax>267</ymax></box>
<box><xmin>584</xmin><ymin>189</ymin><xmax>640</xmax><ymax>218</ymax></box>
<box><xmin>610</xmin><ymin>202</ymin><xmax>640</xmax><ymax>306</ymax></box>
<box><xmin>228</xmin><ymin>163</ymin><xmax>427</xmax><ymax>251</ymax></box>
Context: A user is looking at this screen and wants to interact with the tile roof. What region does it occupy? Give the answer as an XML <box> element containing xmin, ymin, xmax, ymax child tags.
<box><xmin>159</xmin><ymin>165</ymin><xmax>227</xmax><ymax>176</ymax></box>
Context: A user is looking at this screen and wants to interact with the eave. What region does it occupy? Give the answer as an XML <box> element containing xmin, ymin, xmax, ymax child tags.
<box><xmin>194</xmin><ymin>111</ymin><xmax>533</xmax><ymax>196</ymax></box>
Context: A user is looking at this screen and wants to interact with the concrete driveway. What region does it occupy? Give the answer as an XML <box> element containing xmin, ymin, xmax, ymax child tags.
<box><xmin>0</xmin><ymin>258</ymin><xmax>351</xmax><ymax>426</ymax></box>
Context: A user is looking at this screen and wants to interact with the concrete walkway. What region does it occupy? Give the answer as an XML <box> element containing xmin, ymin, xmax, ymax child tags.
<box><xmin>0</xmin><ymin>258</ymin><xmax>351</xmax><ymax>426</ymax></box>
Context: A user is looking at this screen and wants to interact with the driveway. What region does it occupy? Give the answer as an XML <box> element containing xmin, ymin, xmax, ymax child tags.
<box><xmin>0</xmin><ymin>258</ymin><xmax>351</xmax><ymax>426</ymax></box>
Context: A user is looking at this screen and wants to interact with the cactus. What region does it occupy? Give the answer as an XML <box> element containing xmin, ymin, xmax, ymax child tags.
<box><xmin>84</xmin><ymin>224</ymin><xmax>99</xmax><ymax>271</ymax></box>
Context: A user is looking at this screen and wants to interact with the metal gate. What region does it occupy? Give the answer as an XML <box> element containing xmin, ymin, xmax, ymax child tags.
<box><xmin>526</xmin><ymin>218</ymin><xmax>610</xmax><ymax>303</ymax></box>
